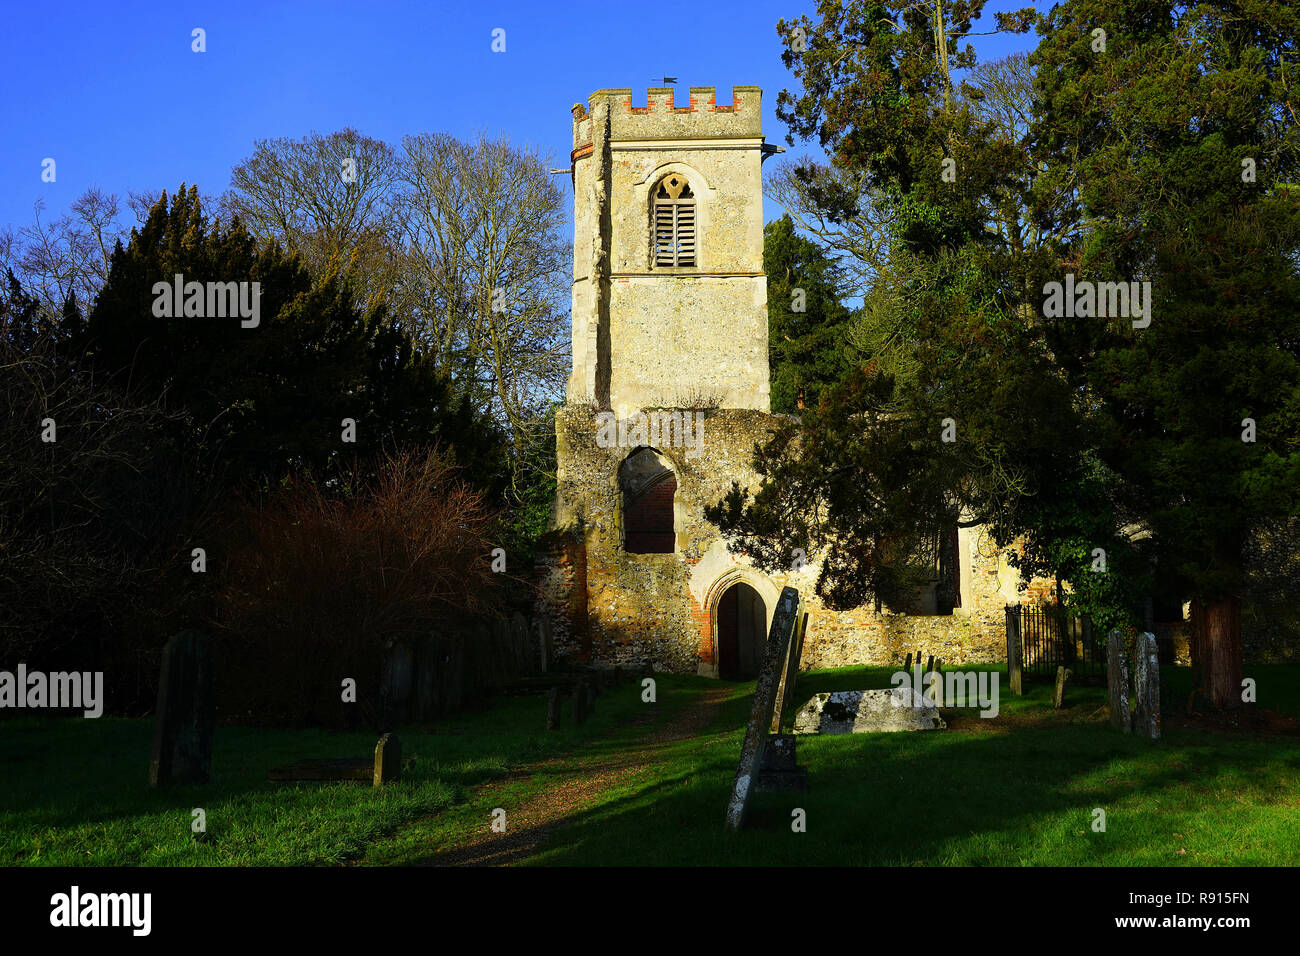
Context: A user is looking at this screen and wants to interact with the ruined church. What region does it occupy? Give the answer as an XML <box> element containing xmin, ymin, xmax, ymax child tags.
<box><xmin>537</xmin><ymin>86</ymin><xmax>1037</xmax><ymax>677</ymax></box>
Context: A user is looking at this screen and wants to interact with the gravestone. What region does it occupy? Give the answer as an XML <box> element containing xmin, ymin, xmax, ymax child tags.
<box><xmin>759</xmin><ymin>609</ymin><xmax>809</xmax><ymax>793</ymax></box>
<box><xmin>1131</xmin><ymin>631</ymin><xmax>1161</xmax><ymax>740</ymax></box>
<box><xmin>1107</xmin><ymin>629</ymin><xmax>1133</xmax><ymax>732</ymax></box>
<box><xmin>1006</xmin><ymin>606</ymin><xmax>1023</xmax><ymax>695</ymax></box>
<box><xmin>769</xmin><ymin>609</ymin><xmax>807</xmax><ymax>734</ymax></box>
<box><xmin>756</xmin><ymin>734</ymin><xmax>807</xmax><ymax>792</ymax></box>
<box><xmin>268</xmin><ymin>734</ymin><xmax>406</xmax><ymax>787</ymax></box>
<box><xmin>373</xmin><ymin>733</ymin><xmax>402</xmax><ymax>785</ymax></box>
<box><xmin>1053</xmin><ymin>666</ymin><xmax>1072</xmax><ymax>709</ymax></box>
<box><xmin>725</xmin><ymin>586</ymin><xmax>802</xmax><ymax>831</ymax></box>
<box><xmin>149</xmin><ymin>630</ymin><xmax>216</xmax><ymax>787</ymax></box>
<box><xmin>546</xmin><ymin>686</ymin><xmax>561</xmax><ymax>730</ymax></box>
<box><xmin>792</xmin><ymin>689</ymin><xmax>946</xmax><ymax>734</ymax></box>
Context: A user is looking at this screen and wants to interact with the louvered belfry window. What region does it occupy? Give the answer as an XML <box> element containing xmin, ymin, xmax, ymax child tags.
<box><xmin>653</xmin><ymin>174</ymin><xmax>695</xmax><ymax>267</ymax></box>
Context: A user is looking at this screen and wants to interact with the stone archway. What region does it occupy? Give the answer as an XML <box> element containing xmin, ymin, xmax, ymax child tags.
<box><xmin>697</xmin><ymin>562</ymin><xmax>780</xmax><ymax>679</ymax></box>
<box><xmin>716</xmin><ymin>581</ymin><xmax>766</xmax><ymax>679</ymax></box>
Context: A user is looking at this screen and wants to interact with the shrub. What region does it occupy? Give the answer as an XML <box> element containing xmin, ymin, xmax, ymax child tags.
<box><xmin>214</xmin><ymin>448</ymin><xmax>501</xmax><ymax>727</ymax></box>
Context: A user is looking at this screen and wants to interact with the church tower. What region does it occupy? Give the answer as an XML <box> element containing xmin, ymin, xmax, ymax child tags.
<box><xmin>568</xmin><ymin>86</ymin><xmax>772</xmax><ymax>414</ymax></box>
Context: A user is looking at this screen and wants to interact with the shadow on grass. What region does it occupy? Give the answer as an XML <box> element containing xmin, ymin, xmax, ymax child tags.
<box><xmin>460</xmin><ymin>668</ymin><xmax>1300</xmax><ymax>866</ymax></box>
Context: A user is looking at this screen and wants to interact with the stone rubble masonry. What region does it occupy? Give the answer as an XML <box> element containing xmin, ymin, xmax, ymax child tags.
<box><xmin>535</xmin><ymin>403</ymin><xmax>1040</xmax><ymax>675</ymax></box>
<box><xmin>539</xmin><ymin>84</ymin><xmax>1057</xmax><ymax>676</ymax></box>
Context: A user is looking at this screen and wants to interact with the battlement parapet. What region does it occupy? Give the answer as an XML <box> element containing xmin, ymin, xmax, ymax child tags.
<box><xmin>571</xmin><ymin>86</ymin><xmax>762</xmax><ymax>148</ymax></box>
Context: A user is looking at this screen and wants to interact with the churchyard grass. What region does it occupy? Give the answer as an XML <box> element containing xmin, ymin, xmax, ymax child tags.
<box><xmin>0</xmin><ymin>681</ymin><xmax>665</xmax><ymax>866</ymax></box>
<box><xmin>502</xmin><ymin>665</ymin><xmax>1300</xmax><ymax>866</ymax></box>
<box><xmin>4</xmin><ymin>666</ymin><xmax>1297</xmax><ymax>866</ymax></box>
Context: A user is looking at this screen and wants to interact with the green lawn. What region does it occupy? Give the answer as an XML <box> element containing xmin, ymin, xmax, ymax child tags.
<box><xmin>506</xmin><ymin>665</ymin><xmax>1300</xmax><ymax>866</ymax></box>
<box><xmin>4</xmin><ymin>665</ymin><xmax>1298</xmax><ymax>866</ymax></box>
<box><xmin>0</xmin><ymin>681</ymin><xmax>668</xmax><ymax>866</ymax></box>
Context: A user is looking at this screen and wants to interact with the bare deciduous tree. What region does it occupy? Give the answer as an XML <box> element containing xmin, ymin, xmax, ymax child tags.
<box><xmin>765</xmin><ymin>158</ymin><xmax>894</xmax><ymax>299</ymax></box>
<box><xmin>397</xmin><ymin>131</ymin><xmax>569</xmax><ymax>470</ymax></box>
<box><xmin>8</xmin><ymin>188</ymin><xmax>124</xmax><ymax>317</ymax></box>
<box><xmin>224</xmin><ymin>128</ymin><xmax>404</xmax><ymax>313</ymax></box>
<box><xmin>224</xmin><ymin>129</ymin><xmax>571</xmax><ymax>479</ymax></box>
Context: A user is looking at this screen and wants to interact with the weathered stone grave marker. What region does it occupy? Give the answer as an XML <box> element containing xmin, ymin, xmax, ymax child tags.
<box><xmin>1107</xmin><ymin>629</ymin><xmax>1160</xmax><ymax>739</ymax></box>
<box><xmin>1131</xmin><ymin>632</ymin><xmax>1161</xmax><ymax>739</ymax></box>
<box><xmin>792</xmin><ymin>689</ymin><xmax>946</xmax><ymax>733</ymax></box>
<box><xmin>546</xmin><ymin>686</ymin><xmax>561</xmax><ymax>730</ymax></box>
<box><xmin>1106</xmin><ymin>629</ymin><xmax>1133</xmax><ymax>731</ymax></box>
<box><xmin>1053</xmin><ymin>666</ymin><xmax>1072</xmax><ymax>709</ymax></box>
<box><xmin>724</xmin><ymin>586</ymin><xmax>806</xmax><ymax>831</ymax></box>
<box><xmin>1006</xmin><ymin>605</ymin><xmax>1024</xmax><ymax>695</ymax></box>
<box><xmin>268</xmin><ymin>733</ymin><xmax>406</xmax><ymax>786</ymax></box>
<box><xmin>760</xmin><ymin>605</ymin><xmax>810</xmax><ymax>793</ymax></box>
<box><xmin>149</xmin><ymin>630</ymin><xmax>216</xmax><ymax>787</ymax></box>
<box><xmin>373</xmin><ymin>733</ymin><xmax>401</xmax><ymax>785</ymax></box>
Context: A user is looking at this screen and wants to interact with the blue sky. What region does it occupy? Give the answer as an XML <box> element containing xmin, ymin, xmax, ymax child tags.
<box><xmin>0</xmin><ymin>0</ymin><xmax>1041</xmax><ymax>234</ymax></box>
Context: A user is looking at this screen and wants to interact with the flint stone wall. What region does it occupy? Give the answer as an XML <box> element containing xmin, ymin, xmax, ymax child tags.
<box><xmin>537</xmin><ymin>403</ymin><xmax>1035</xmax><ymax>675</ymax></box>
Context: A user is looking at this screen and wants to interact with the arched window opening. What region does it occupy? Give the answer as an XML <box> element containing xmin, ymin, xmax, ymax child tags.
<box><xmin>620</xmin><ymin>448</ymin><xmax>676</xmax><ymax>554</ymax></box>
<box><xmin>653</xmin><ymin>174</ymin><xmax>696</xmax><ymax>268</ymax></box>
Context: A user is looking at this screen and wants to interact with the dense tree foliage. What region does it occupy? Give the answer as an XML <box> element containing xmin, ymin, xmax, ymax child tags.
<box><xmin>764</xmin><ymin>215</ymin><xmax>854</xmax><ymax>413</ymax></box>
<box><xmin>720</xmin><ymin>1</ymin><xmax>1299</xmax><ymax>708</ymax></box>
<box><xmin>69</xmin><ymin>185</ymin><xmax>507</xmax><ymax>493</ymax></box>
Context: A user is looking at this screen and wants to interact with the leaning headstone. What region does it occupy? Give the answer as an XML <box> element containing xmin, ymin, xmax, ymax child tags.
<box><xmin>373</xmin><ymin>733</ymin><xmax>401</xmax><ymax>786</ymax></box>
<box><xmin>546</xmin><ymin>686</ymin><xmax>561</xmax><ymax>730</ymax></box>
<box><xmin>792</xmin><ymin>689</ymin><xmax>946</xmax><ymax>734</ymax></box>
<box><xmin>725</xmin><ymin>587</ymin><xmax>801</xmax><ymax>831</ymax></box>
<box><xmin>760</xmin><ymin>610</ymin><xmax>810</xmax><ymax>792</ymax></box>
<box><xmin>1107</xmin><ymin>629</ymin><xmax>1132</xmax><ymax>732</ymax></box>
<box><xmin>1131</xmin><ymin>631</ymin><xmax>1161</xmax><ymax>740</ymax></box>
<box><xmin>769</xmin><ymin>610</ymin><xmax>808</xmax><ymax>735</ymax></box>
<box><xmin>1053</xmin><ymin>666</ymin><xmax>1072</xmax><ymax>709</ymax></box>
<box><xmin>149</xmin><ymin>630</ymin><xmax>217</xmax><ymax>787</ymax></box>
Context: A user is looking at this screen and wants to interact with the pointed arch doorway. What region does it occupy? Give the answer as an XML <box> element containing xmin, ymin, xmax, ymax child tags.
<box><xmin>716</xmin><ymin>582</ymin><xmax>767</xmax><ymax>680</ymax></box>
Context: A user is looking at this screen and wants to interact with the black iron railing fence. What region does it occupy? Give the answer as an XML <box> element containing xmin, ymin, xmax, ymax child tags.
<box><xmin>1005</xmin><ymin>604</ymin><xmax>1107</xmax><ymax>684</ymax></box>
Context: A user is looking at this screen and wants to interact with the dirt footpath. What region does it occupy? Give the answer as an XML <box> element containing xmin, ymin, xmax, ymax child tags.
<box><xmin>416</xmin><ymin>686</ymin><xmax>731</xmax><ymax>866</ymax></box>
